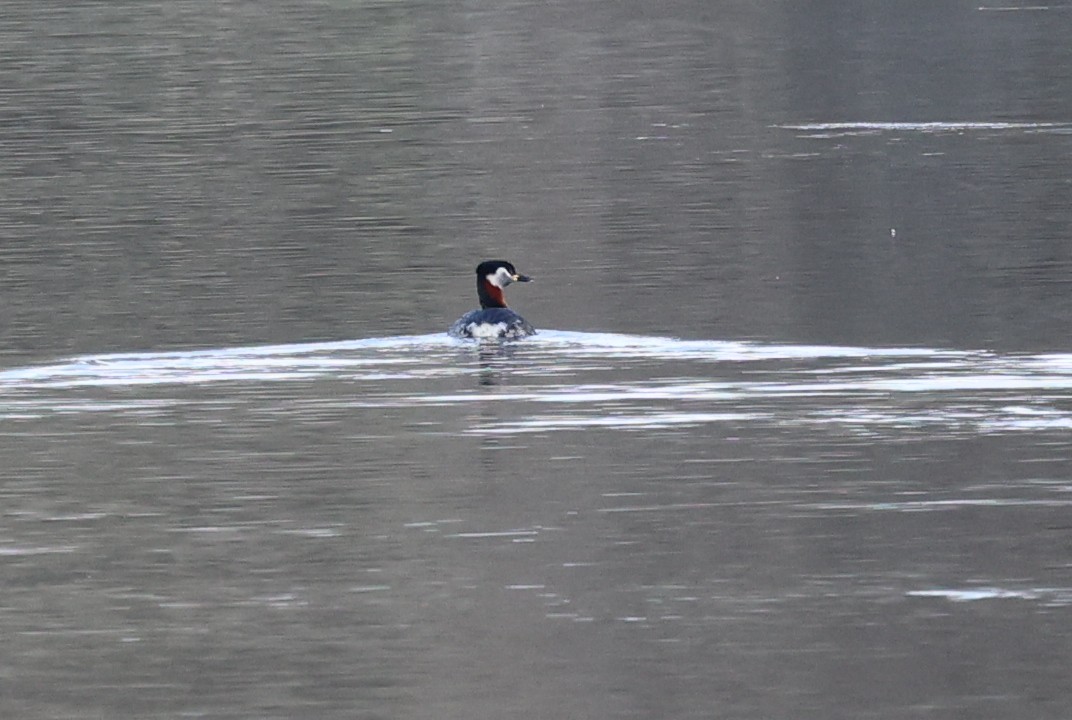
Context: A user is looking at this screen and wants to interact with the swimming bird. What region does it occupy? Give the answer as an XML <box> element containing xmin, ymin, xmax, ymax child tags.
<box><xmin>448</xmin><ymin>260</ymin><xmax>535</xmax><ymax>340</ymax></box>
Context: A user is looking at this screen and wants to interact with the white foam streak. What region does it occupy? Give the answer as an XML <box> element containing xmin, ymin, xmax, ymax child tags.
<box><xmin>906</xmin><ymin>588</ymin><xmax>1072</xmax><ymax>603</ymax></box>
<box><xmin>0</xmin><ymin>334</ymin><xmax>449</xmax><ymax>389</ymax></box>
<box><xmin>530</xmin><ymin>331</ymin><xmax>960</xmax><ymax>361</ymax></box>
<box><xmin>1</xmin><ymin>332</ymin><xmax>1071</xmax><ymax>437</ymax></box>
<box><xmin>779</xmin><ymin>121</ymin><xmax>1072</xmax><ymax>132</ymax></box>
<box><xmin>474</xmin><ymin>411</ymin><xmax>758</xmax><ymax>434</ymax></box>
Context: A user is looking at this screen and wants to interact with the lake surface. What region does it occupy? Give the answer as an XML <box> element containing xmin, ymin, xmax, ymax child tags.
<box><xmin>2</xmin><ymin>2</ymin><xmax>1072</xmax><ymax>719</ymax></box>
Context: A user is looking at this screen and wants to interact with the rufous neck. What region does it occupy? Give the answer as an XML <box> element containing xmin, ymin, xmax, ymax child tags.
<box><xmin>478</xmin><ymin>278</ymin><xmax>507</xmax><ymax>308</ymax></box>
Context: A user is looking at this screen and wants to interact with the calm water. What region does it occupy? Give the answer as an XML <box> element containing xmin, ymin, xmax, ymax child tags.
<box><xmin>2</xmin><ymin>2</ymin><xmax>1072</xmax><ymax>719</ymax></box>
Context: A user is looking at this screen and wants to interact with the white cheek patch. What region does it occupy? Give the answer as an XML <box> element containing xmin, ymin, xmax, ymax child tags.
<box><xmin>486</xmin><ymin>267</ymin><xmax>515</xmax><ymax>288</ymax></box>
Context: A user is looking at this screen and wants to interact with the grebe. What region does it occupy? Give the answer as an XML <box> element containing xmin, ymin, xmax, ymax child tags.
<box><xmin>448</xmin><ymin>260</ymin><xmax>535</xmax><ymax>340</ymax></box>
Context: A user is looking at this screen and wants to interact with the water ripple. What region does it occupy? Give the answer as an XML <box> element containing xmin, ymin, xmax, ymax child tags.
<box><xmin>1</xmin><ymin>331</ymin><xmax>1070</xmax><ymax>438</ymax></box>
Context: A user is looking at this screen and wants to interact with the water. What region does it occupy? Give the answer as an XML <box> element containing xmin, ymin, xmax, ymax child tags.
<box><xmin>4</xmin><ymin>333</ymin><xmax>1072</xmax><ymax>717</ymax></box>
<box><xmin>2</xmin><ymin>2</ymin><xmax>1072</xmax><ymax>718</ymax></box>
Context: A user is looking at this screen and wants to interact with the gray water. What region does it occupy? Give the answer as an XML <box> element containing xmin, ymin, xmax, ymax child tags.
<box><xmin>2</xmin><ymin>2</ymin><xmax>1072</xmax><ymax>719</ymax></box>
